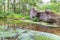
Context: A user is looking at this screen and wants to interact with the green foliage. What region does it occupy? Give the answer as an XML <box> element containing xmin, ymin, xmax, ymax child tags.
<box><xmin>0</xmin><ymin>12</ymin><xmax>7</xmax><ymax>20</ymax></box>
<box><xmin>25</xmin><ymin>16</ymin><xmax>30</xmax><ymax>19</ymax></box>
<box><xmin>34</xmin><ymin>35</ymin><xmax>54</xmax><ymax>40</ymax></box>
<box><xmin>51</xmin><ymin>0</ymin><xmax>57</xmax><ymax>3</ymax></box>
<box><xmin>32</xmin><ymin>17</ymin><xmax>40</xmax><ymax>22</ymax></box>
<box><xmin>37</xmin><ymin>3</ymin><xmax>60</xmax><ymax>13</ymax></box>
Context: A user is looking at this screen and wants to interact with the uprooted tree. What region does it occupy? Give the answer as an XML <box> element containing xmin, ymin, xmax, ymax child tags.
<box><xmin>30</xmin><ymin>7</ymin><xmax>60</xmax><ymax>25</ymax></box>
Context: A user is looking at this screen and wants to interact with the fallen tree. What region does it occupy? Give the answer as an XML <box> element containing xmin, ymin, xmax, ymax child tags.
<box><xmin>30</xmin><ymin>7</ymin><xmax>60</xmax><ymax>25</ymax></box>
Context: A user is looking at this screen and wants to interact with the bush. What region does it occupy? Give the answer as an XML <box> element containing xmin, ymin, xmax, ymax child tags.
<box><xmin>32</xmin><ymin>17</ymin><xmax>40</xmax><ymax>22</ymax></box>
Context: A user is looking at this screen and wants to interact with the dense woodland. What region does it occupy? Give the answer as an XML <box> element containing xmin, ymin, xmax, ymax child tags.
<box><xmin>0</xmin><ymin>0</ymin><xmax>60</xmax><ymax>20</ymax></box>
<box><xmin>0</xmin><ymin>0</ymin><xmax>59</xmax><ymax>24</ymax></box>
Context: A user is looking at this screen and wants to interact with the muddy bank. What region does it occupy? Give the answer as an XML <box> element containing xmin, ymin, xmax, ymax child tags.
<box><xmin>5</xmin><ymin>20</ymin><xmax>60</xmax><ymax>36</ymax></box>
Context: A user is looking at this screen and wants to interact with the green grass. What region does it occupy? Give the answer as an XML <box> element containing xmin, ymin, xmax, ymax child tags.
<box><xmin>34</xmin><ymin>35</ymin><xmax>54</xmax><ymax>40</ymax></box>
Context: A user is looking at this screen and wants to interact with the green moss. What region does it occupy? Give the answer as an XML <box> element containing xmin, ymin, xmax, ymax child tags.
<box><xmin>34</xmin><ymin>35</ymin><xmax>54</xmax><ymax>40</ymax></box>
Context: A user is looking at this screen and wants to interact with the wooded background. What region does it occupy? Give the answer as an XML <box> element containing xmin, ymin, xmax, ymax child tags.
<box><xmin>0</xmin><ymin>0</ymin><xmax>60</xmax><ymax>14</ymax></box>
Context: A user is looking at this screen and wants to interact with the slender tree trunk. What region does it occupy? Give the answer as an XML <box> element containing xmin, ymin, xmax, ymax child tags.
<box><xmin>0</xmin><ymin>0</ymin><xmax>2</xmax><ymax>11</ymax></box>
<box><xmin>7</xmin><ymin>0</ymin><xmax>10</xmax><ymax>11</ymax></box>
<box><xmin>13</xmin><ymin>0</ymin><xmax>16</xmax><ymax>13</ymax></box>
<box><xmin>22</xmin><ymin>4</ymin><xmax>26</xmax><ymax>15</ymax></box>
<box><xmin>4</xmin><ymin>0</ymin><xmax>5</xmax><ymax>12</ymax></box>
<box><xmin>19</xmin><ymin>0</ymin><xmax>20</xmax><ymax>13</ymax></box>
<box><xmin>10</xmin><ymin>0</ymin><xmax>13</xmax><ymax>12</ymax></box>
<box><xmin>10</xmin><ymin>0</ymin><xmax>16</xmax><ymax>13</ymax></box>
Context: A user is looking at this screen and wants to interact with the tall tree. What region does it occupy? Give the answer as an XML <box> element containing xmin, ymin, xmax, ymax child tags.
<box><xmin>2</xmin><ymin>0</ymin><xmax>6</xmax><ymax>12</ymax></box>
<box><xmin>7</xmin><ymin>0</ymin><xmax>10</xmax><ymax>11</ymax></box>
<box><xmin>0</xmin><ymin>0</ymin><xmax>2</xmax><ymax>11</ymax></box>
<box><xmin>13</xmin><ymin>0</ymin><xmax>16</xmax><ymax>13</ymax></box>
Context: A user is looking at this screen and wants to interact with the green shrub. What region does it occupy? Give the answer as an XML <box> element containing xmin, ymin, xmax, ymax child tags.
<box><xmin>25</xmin><ymin>16</ymin><xmax>30</xmax><ymax>19</ymax></box>
<box><xmin>32</xmin><ymin>17</ymin><xmax>40</xmax><ymax>22</ymax></box>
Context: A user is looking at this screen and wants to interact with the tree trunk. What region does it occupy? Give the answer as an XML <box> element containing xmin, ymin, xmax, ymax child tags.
<box><xmin>13</xmin><ymin>0</ymin><xmax>16</xmax><ymax>13</ymax></box>
<box><xmin>4</xmin><ymin>0</ymin><xmax>5</xmax><ymax>12</ymax></box>
<box><xmin>7</xmin><ymin>0</ymin><xmax>10</xmax><ymax>11</ymax></box>
<box><xmin>19</xmin><ymin>0</ymin><xmax>20</xmax><ymax>13</ymax></box>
